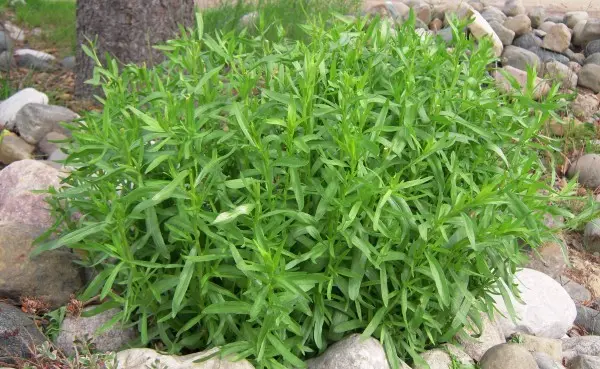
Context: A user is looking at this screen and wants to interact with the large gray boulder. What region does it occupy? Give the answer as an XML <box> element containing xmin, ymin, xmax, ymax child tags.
<box><xmin>501</xmin><ymin>45</ymin><xmax>542</xmax><ymax>71</ymax></box>
<box><xmin>116</xmin><ymin>348</ymin><xmax>255</xmax><ymax>369</ymax></box>
<box><xmin>569</xmin><ymin>355</ymin><xmax>600</xmax><ymax>369</ymax></box>
<box><xmin>563</xmin><ymin>336</ymin><xmax>600</xmax><ymax>357</ymax></box>
<box><xmin>0</xmin><ymin>31</ymin><xmax>13</xmax><ymax>54</ymax></box>
<box><xmin>574</xmin><ymin>19</ymin><xmax>600</xmax><ymax>47</ymax></box>
<box><xmin>574</xmin><ymin>305</ymin><xmax>600</xmax><ymax>335</ymax></box>
<box><xmin>492</xmin><ymin>268</ymin><xmax>576</xmax><ymax>339</ymax></box>
<box><xmin>14</xmin><ymin>103</ymin><xmax>78</xmax><ymax>145</ymax></box>
<box><xmin>578</xmin><ymin>64</ymin><xmax>600</xmax><ymax>92</ymax></box>
<box><xmin>455</xmin><ymin>314</ymin><xmax>505</xmax><ymax>361</ymax></box>
<box><xmin>0</xmin><ymin>88</ymin><xmax>48</xmax><ymax>130</ymax></box>
<box><xmin>504</xmin><ymin>14</ymin><xmax>532</xmax><ymax>36</ymax></box>
<box><xmin>542</xmin><ymin>23</ymin><xmax>571</xmax><ymax>53</ymax></box>
<box><xmin>568</xmin><ymin>154</ymin><xmax>600</xmax><ymax>189</ymax></box>
<box><xmin>564</xmin><ymin>11</ymin><xmax>589</xmax><ymax>29</ymax></box>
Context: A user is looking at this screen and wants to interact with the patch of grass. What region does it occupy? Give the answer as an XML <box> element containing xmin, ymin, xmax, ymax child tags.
<box><xmin>37</xmin><ymin>12</ymin><xmax>580</xmax><ymax>369</ymax></box>
<box><xmin>0</xmin><ymin>0</ymin><xmax>76</xmax><ymax>57</ymax></box>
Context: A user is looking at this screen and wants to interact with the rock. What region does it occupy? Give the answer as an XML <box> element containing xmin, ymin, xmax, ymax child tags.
<box><xmin>516</xmin><ymin>333</ymin><xmax>562</xmax><ymax>362</ymax></box>
<box><xmin>569</xmin><ymin>355</ymin><xmax>600</xmax><ymax>369</ymax></box>
<box><xmin>533</xmin><ymin>352</ymin><xmax>565</xmax><ymax>369</ymax></box>
<box><xmin>465</xmin><ymin>6</ymin><xmax>504</xmax><ymax>57</ymax></box>
<box><xmin>0</xmin><ymin>51</ymin><xmax>12</xmax><ymax>72</ymax></box>
<box><xmin>0</xmin><ymin>302</ymin><xmax>47</xmax><ymax>361</ymax></box>
<box><xmin>573</xmin><ymin>20</ymin><xmax>589</xmax><ymax>46</ymax></box>
<box><xmin>0</xmin><ymin>222</ymin><xmax>84</xmax><ymax>310</ymax></box>
<box><xmin>0</xmin><ymin>134</ymin><xmax>34</xmax><ymax>164</ymax></box>
<box><xmin>429</xmin><ymin>18</ymin><xmax>442</xmax><ymax>31</ymax></box>
<box><xmin>563</xmin><ymin>336</ymin><xmax>600</xmax><ymax>357</ymax></box>
<box><xmin>468</xmin><ymin>0</ymin><xmax>484</xmax><ymax>12</ymax></box>
<box><xmin>239</xmin><ymin>11</ymin><xmax>258</xmax><ymax>28</ymax></box>
<box><xmin>547</xmin><ymin>16</ymin><xmax>565</xmax><ymax>24</ymax></box>
<box><xmin>513</xmin><ymin>32</ymin><xmax>543</xmax><ymax>49</ymax></box>
<box><xmin>15</xmin><ymin>103</ymin><xmax>78</xmax><ymax>145</ymax></box>
<box><xmin>546</xmin><ymin>117</ymin><xmax>584</xmax><ymax>136</ymax></box>
<box><xmin>437</xmin><ymin>28</ymin><xmax>453</xmax><ymax>43</ymax></box>
<box><xmin>540</xmin><ymin>21</ymin><xmax>558</xmax><ymax>33</ymax></box>
<box><xmin>30</xmin><ymin>28</ymin><xmax>42</xmax><ymax>37</ymax></box>
<box><xmin>525</xmin><ymin>241</ymin><xmax>568</xmax><ymax>278</ymax></box>
<box><xmin>413</xmin><ymin>345</ymin><xmax>473</xmax><ymax>369</ymax></box>
<box><xmin>490</xmin><ymin>21</ymin><xmax>516</xmax><ymax>46</ymax></box>
<box><xmin>575</xmin><ymin>305</ymin><xmax>600</xmax><ymax>335</ymax></box>
<box><xmin>543</xmin><ymin>24</ymin><xmax>572</xmax><ymax>53</ymax></box>
<box><xmin>0</xmin><ymin>159</ymin><xmax>62</xmax><ymax>229</ymax></box>
<box><xmin>481</xmin><ymin>6</ymin><xmax>507</xmax><ymax>24</ymax></box>
<box><xmin>492</xmin><ymin>268</ymin><xmax>576</xmax><ymax>339</ymax></box>
<box><xmin>571</xmin><ymin>93</ymin><xmax>600</xmax><ymax>121</ymax></box>
<box><xmin>565</xmin><ymin>12</ymin><xmax>590</xmax><ymax>29</ymax></box>
<box><xmin>48</xmin><ymin>148</ymin><xmax>68</xmax><ymax>164</ymax></box>
<box><xmin>584</xmin><ymin>53</ymin><xmax>600</xmax><ymax>66</ymax></box>
<box><xmin>56</xmin><ymin>307</ymin><xmax>137</xmax><ymax>356</ymax></box>
<box><xmin>306</xmin><ymin>334</ymin><xmax>396</xmax><ymax>369</ymax></box>
<box><xmin>364</xmin><ymin>2</ymin><xmax>410</xmax><ymax>22</ymax></box>
<box><xmin>479</xmin><ymin>344</ymin><xmax>538</xmax><ymax>369</ymax></box>
<box><xmin>493</xmin><ymin>65</ymin><xmax>550</xmax><ymax>100</ymax></box>
<box><xmin>115</xmin><ymin>348</ymin><xmax>256</xmax><ymax>369</ymax></box>
<box><xmin>456</xmin><ymin>314</ymin><xmax>505</xmax><ymax>361</ymax></box>
<box><xmin>535</xmin><ymin>29</ymin><xmax>547</xmax><ymax>38</ymax></box>
<box><xmin>557</xmin><ymin>276</ymin><xmax>592</xmax><ymax>303</ymax></box>
<box><xmin>570</xmin><ymin>61</ymin><xmax>583</xmax><ymax>74</ymax></box>
<box><xmin>14</xmin><ymin>49</ymin><xmax>56</xmax><ymax>71</ymax></box>
<box><xmin>503</xmin><ymin>0</ymin><xmax>525</xmax><ymax>17</ymax></box>
<box><xmin>568</xmin><ymin>155</ymin><xmax>600</xmax><ymax>189</ymax></box>
<box><xmin>504</xmin><ymin>14</ymin><xmax>532</xmax><ymax>36</ymax></box>
<box><xmin>528</xmin><ymin>7</ymin><xmax>546</xmax><ymax>28</ymax></box>
<box><xmin>544</xmin><ymin>61</ymin><xmax>578</xmax><ymax>89</ymax></box>
<box><xmin>586</xmin><ymin>40</ymin><xmax>600</xmax><ymax>57</ymax></box>
<box><xmin>544</xmin><ymin>213</ymin><xmax>565</xmax><ymax>229</ymax></box>
<box><xmin>3</xmin><ymin>21</ymin><xmax>24</xmax><ymax>42</ymax></box>
<box><xmin>566</xmin><ymin>50</ymin><xmax>586</xmax><ymax>64</ymax></box>
<box><xmin>414</xmin><ymin>3</ymin><xmax>432</xmax><ymax>24</ymax></box>
<box><xmin>528</xmin><ymin>46</ymin><xmax>571</xmax><ymax>65</ymax></box>
<box><xmin>0</xmin><ymin>31</ymin><xmax>13</xmax><ymax>54</ymax></box>
<box><xmin>502</xmin><ymin>45</ymin><xmax>542</xmax><ymax>71</ymax></box>
<box><xmin>60</xmin><ymin>56</ymin><xmax>75</xmax><ymax>70</ymax></box>
<box><xmin>578</xmin><ymin>64</ymin><xmax>600</xmax><ymax>93</ymax></box>
<box><xmin>575</xmin><ymin>20</ymin><xmax>600</xmax><ymax>47</ymax></box>
<box><xmin>0</xmin><ymin>88</ymin><xmax>48</xmax><ymax>130</ymax></box>
<box><xmin>38</xmin><ymin>132</ymin><xmax>68</xmax><ymax>156</ymax></box>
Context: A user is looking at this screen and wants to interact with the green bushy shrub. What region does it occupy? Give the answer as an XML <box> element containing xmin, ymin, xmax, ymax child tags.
<box><xmin>39</xmin><ymin>13</ymin><xmax>572</xmax><ymax>369</ymax></box>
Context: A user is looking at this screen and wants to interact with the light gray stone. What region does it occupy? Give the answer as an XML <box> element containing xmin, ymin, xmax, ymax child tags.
<box><xmin>577</xmin><ymin>64</ymin><xmax>600</xmax><ymax>93</ymax></box>
<box><xmin>568</xmin><ymin>155</ymin><xmax>600</xmax><ymax>189</ymax></box>
<box><xmin>0</xmin><ymin>302</ymin><xmax>47</xmax><ymax>362</ymax></box>
<box><xmin>586</xmin><ymin>40</ymin><xmax>600</xmax><ymax>56</ymax></box>
<box><xmin>570</xmin><ymin>355</ymin><xmax>600</xmax><ymax>369</ymax></box>
<box><xmin>0</xmin><ymin>134</ymin><xmax>34</xmax><ymax>164</ymax></box>
<box><xmin>492</xmin><ymin>268</ymin><xmax>576</xmax><ymax>339</ymax></box>
<box><xmin>38</xmin><ymin>131</ymin><xmax>68</xmax><ymax>156</ymax></box>
<box><xmin>504</xmin><ymin>14</ymin><xmax>532</xmax><ymax>36</ymax></box>
<box><xmin>540</xmin><ymin>21</ymin><xmax>558</xmax><ymax>33</ymax></box>
<box><xmin>413</xmin><ymin>349</ymin><xmax>452</xmax><ymax>369</ymax></box>
<box><xmin>115</xmin><ymin>348</ymin><xmax>256</xmax><ymax>369</ymax></box>
<box><xmin>456</xmin><ymin>314</ymin><xmax>505</xmax><ymax>361</ymax></box>
<box><xmin>3</xmin><ymin>21</ymin><xmax>24</xmax><ymax>42</ymax></box>
<box><xmin>14</xmin><ymin>103</ymin><xmax>78</xmax><ymax>145</ymax></box>
<box><xmin>528</xmin><ymin>7</ymin><xmax>546</xmax><ymax>28</ymax></box>
<box><xmin>528</xmin><ymin>46</ymin><xmax>570</xmax><ymax>65</ymax></box>
<box><xmin>563</xmin><ymin>336</ymin><xmax>600</xmax><ymax>357</ymax></box>
<box><xmin>566</xmin><ymin>50</ymin><xmax>586</xmax><ymax>64</ymax></box>
<box><xmin>535</xmin><ymin>29</ymin><xmax>547</xmax><ymax>38</ymax></box>
<box><xmin>306</xmin><ymin>334</ymin><xmax>398</xmax><ymax>369</ymax></box>
<box><xmin>481</xmin><ymin>6</ymin><xmax>507</xmax><ymax>24</ymax></box>
<box><xmin>480</xmin><ymin>344</ymin><xmax>538</xmax><ymax>369</ymax></box>
<box><xmin>533</xmin><ymin>352</ymin><xmax>565</xmax><ymax>369</ymax></box>
<box><xmin>493</xmin><ymin>65</ymin><xmax>550</xmax><ymax>100</ymax></box>
<box><xmin>575</xmin><ymin>305</ymin><xmax>600</xmax><ymax>335</ymax></box>
<box><xmin>0</xmin><ymin>31</ymin><xmax>12</xmax><ymax>54</ymax></box>
<box><xmin>503</xmin><ymin>0</ymin><xmax>525</xmax><ymax>17</ymax></box>
<box><xmin>0</xmin><ymin>159</ymin><xmax>62</xmax><ymax>230</ymax></box>
<box><xmin>557</xmin><ymin>276</ymin><xmax>592</xmax><ymax>303</ymax></box>
<box><xmin>517</xmin><ymin>333</ymin><xmax>562</xmax><ymax>362</ymax></box>
<box><xmin>0</xmin><ymin>51</ymin><xmax>12</xmax><ymax>72</ymax></box>
<box><xmin>502</xmin><ymin>45</ymin><xmax>542</xmax><ymax>71</ymax></box>
<box><xmin>490</xmin><ymin>20</ymin><xmax>515</xmax><ymax>46</ymax></box>
<box><xmin>564</xmin><ymin>12</ymin><xmax>589</xmax><ymax>29</ymax></box>
<box><xmin>570</xmin><ymin>93</ymin><xmax>600</xmax><ymax>122</ymax></box>
<box><xmin>0</xmin><ymin>222</ymin><xmax>84</xmax><ymax>310</ymax></box>
<box><xmin>513</xmin><ymin>32</ymin><xmax>543</xmax><ymax>49</ymax></box>
<box><xmin>574</xmin><ymin>19</ymin><xmax>600</xmax><ymax>47</ymax></box>
<box><xmin>584</xmin><ymin>53</ymin><xmax>600</xmax><ymax>66</ymax></box>
<box><xmin>545</xmin><ymin>60</ymin><xmax>578</xmax><ymax>89</ymax></box>
<box><xmin>573</xmin><ymin>20</ymin><xmax>589</xmax><ymax>46</ymax></box>
<box><xmin>464</xmin><ymin>6</ymin><xmax>503</xmax><ymax>57</ymax></box>
<box><xmin>0</xmin><ymin>88</ymin><xmax>48</xmax><ymax>130</ymax></box>
<box><xmin>56</xmin><ymin>307</ymin><xmax>137</xmax><ymax>356</ymax></box>
<box><xmin>543</xmin><ymin>23</ymin><xmax>572</xmax><ymax>53</ymax></box>
<box><xmin>526</xmin><ymin>241</ymin><xmax>568</xmax><ymax>279</ymax></box>
<box><xmin>14</xmin><ymin>49</ymin><xmax>55</xmax><ymax>71</ymax></box>
<box><xmin>61</xmin><ymin>56</ymin><xmax>75</xmax><ymax>70</ymax></box>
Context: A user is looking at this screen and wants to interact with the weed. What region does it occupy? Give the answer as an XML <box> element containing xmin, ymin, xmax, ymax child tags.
<box><xmin>37</xmin><ymin>12</ymin><xmax>580</xmax><ymax>369</ymax></box>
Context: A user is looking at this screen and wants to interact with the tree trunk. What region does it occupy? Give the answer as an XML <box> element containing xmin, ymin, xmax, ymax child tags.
<box><xmin>75</xmin><ymin>0</ymin><xmax>195</xmax><ymax>99</ymax></box>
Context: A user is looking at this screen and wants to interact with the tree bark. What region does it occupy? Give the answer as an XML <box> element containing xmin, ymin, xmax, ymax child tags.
<box><xmin>75</xmin><ymin>0</ymin><xmax>195</xmax><ymax>99</ymax></box>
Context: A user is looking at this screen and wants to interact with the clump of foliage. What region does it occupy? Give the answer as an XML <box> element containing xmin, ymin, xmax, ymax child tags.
<box><xmin>38</xmin><ymin>12</ymin><xmax>572</xmax><ymax>369</ymax></box>
<box><xmin>4</xmin><ymin>341</ymin><xmax>116</xmax><ymax>369</ymax></box>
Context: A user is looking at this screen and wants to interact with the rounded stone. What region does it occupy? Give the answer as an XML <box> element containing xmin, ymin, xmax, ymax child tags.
<box><xmin>480</xmin><ymin>344</ymin><xmax>538</xmax><ymax>369</ymax></box>
<box><xmin>584</xmin><ymin>219</ymin><xmax>600</xmax><ymax>253</ymax></box>
<box><xmin>586</xmin><ymin>40</ymin><xmax>600</xmax><ymax>56</ymax></box>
